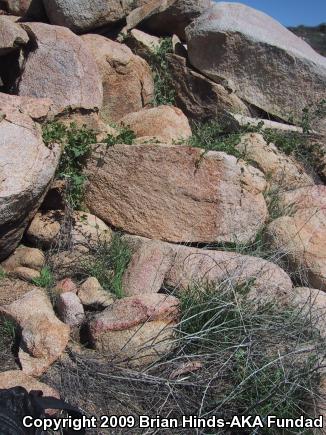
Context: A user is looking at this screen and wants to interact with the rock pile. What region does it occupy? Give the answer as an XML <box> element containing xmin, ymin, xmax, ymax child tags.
<box><xmin>0</xmin><ymin>0</ymin><xmax>325</xmax><ymax>417</ymax></box>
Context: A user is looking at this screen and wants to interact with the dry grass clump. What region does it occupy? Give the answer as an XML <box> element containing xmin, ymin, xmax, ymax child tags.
<box><xmin>42</xmin><ymin>282</ymin><xmax>325</xmax><ymax>434</ymax></box>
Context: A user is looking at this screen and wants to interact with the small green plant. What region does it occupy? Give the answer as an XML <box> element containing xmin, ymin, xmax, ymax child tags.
<box><xmin>261</xmin><ymin>100</ymin><xmax>326</xmax><ymax>166</ymax></box>
<box><xmin>149</xmin><ymin>37</ymin><xmax>175</xmax><ymax>106</ymax></box>
<box><xmin>0</xmin><ymin>267</ymin><xmax>6</xmax><ymax>280</ymax></box>
<box><xmin>0</xmin><ymin>316</ymin><xmax>16</xmax><ymax>353</ymax></box>
<box><xmin>187</xmin><ymin>120</ymin><xmax>247</xmax><ymax>158</ymax></box>
<box><xmin>32</xmin><ymin>266</ymin><xmax>55</xmax><ymax>289</ymax></box>
<box><xmin>82</xmin><ymin>234</ymin><xmax>132</xmax><ymax>298</ymax></box>
<box><xmin>43</xmin><ymin>122</ymin><xmax>97</xmax><ymax>210</ymax></box>
<box><xmin>104</xmin><ymin>126</ymin><xmax>136</xmax><ymax>147</ymax></box>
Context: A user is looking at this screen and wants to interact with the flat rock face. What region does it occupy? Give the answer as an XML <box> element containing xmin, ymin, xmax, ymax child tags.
<box><xmin>266</xmin><ymin>186</ymin><xmax>326</xmax><ymax>291</ymax></box>
<box><xmin>0</xmin><ymin>92</ymin><xmax>53</xmax><ymax>121</ymax></box>
<box><xmin>167</xmin><ymin>53</ymin><xmax>250</xmax><ymax>122</ymax></box>
<box><xmin>0</xmin><ymin>289</ymin><xmax>70</xmax><ymax>376</ymax></box>
<box><xmin>0</xmin><ymin>94</ymin><xmax>60</xmax><ymax>261</ymax></box>
<box><xmin>17</xmin><ymin>23</ymin><xmax>103</xmax><ymax>116</ymax></box>
<box><xmin>82</xmin><ymin>34</ymin><xmax>153</xmax><ymax>122</ymax></box>
<box><xmin>126</xmin><ymin>0</ymin><xmax>212</xmax><ymax>40</ymax></box>
<box><xmin>85</xmin><ymin>144</ymin><xmax>267</xmax><ymax>244</ymax></box>
<box><xmin>122</xmin><ymin>236</ymin><xmax>293</xmax><ymax>304</ymax></box>
<box><xmin>88</xmin><ymin>294</ymin><xmax>179</xmax><ymax>366</ymax></box>
<box><xmin>236</xmin><ymin>133</ymin><xmax>315</xmax><ymax>191</ymax></box>
<box><xmin>57</xmin><ymin>292</ymin><xmax>85</xmax><ymax>327</ymax></box>
<box><xmin>0</xmin><ymin>16</ymin><xmax>29</xmax><ymax>55</ymax></box>
<box><xmin>43</xmin><ymin>0</ymin><xmax>151</xmax><ymax>33</ymax></box>
<box><xmin>119</xmin><ymin>105</ymin><xmax>192</xmax><ymax>144</ymax></box>
<box><xmin>186</xmin><ymin>3</ymin><xmax>326</xmax><ymax>125</ymax></box>
<box><xmin>0</xmin><ymin>278</ymin><xmax>37</xmax><ymax>306</ymax></box>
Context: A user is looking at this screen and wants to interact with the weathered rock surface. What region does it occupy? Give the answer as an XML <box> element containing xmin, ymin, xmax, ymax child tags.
<box><xmin>26</xmin><ymin>210</ymin><xmax>112</xmax><ymax>250</ymax></box>
<box><xmin>78</xmin><ymin>277</ymin><xmax>114</xmax><ymax>308</ymax></box>
<box><xmin>81</xmin><ymin>34</ymin><xmax>153</xmax><ymax>122</ymax></box>
<box><xmin>57</xmin><ymin>292</ymin><xmax>85</xmax><ymax>327</ymax></box>
<box><xmin>53</xmin><ymin>278</ymin><xmax>78</xmax><ymax>296</ymax></box>
<box><xmin>85</xmin><ymin>144</ymin><xmax>267</xmax><ymax>244</ymax></box>
<box><xmin>123</xmin><ymin>28</ymin><xmax>160</xmax><ymax>62</ymax></box>
<box><xmin>1</xmin><ymin>246</ymin><xmax>45</xmax><ymax>282</ymax></box>
<box><xmin>266</xmin><ymin>186</ymin><xmax>326</xmax><ymax>291</ymax></box>
<box><xmin>0</xmin><ymin>92</ymin><xmax>53</xmax><ymax>122</ymax></box>
<box><xmin>1</xmin><ymin>246</ymin><xmax>45</xmax><ymax>273</ymax></box>
<box><xmin>0</xmin><ymin>94</ymin><xmax>60</xmax><ymax>261</ymax></box>
<box><xmin>236</xmin><ymin>133</ymin><xmax>315</xmax><ymax>191</ymax></box>
<box><xmin>0</xmin><ymin>289</ymin><xmax>70</xmax><ymax>376</ymax></box>
<box><xmin>230</xmin><ymin>115</ymin><xmax>304</xmax><ymax>134</ymax></box>
<box><xmin>0</xmin><ymin>16</ymin><xmax>28</xmax><ymax>55</ymax></box>
<box><xmin>88</xmin><ymin>294</ymin><xmax>179</xmax><ymax>366</ymax></box>
<box><xmin>126</xmin><ymin>0</ymin><xmax>212</xmax><ymax>41</ymax></box>
<box><xmin>186</xmin><ymin>3</ymin><xmax>326</xmax><ymax>125</ymax></box>
<box><xmin>2</xmin><ymin>0</ymin><xmax>45</xmax><ymax>19</ymax></box>
<box><xmin>119</xmin><ymin>106</ymin><xmax>192</xmax><ymax>144</ymax></box>
<box><xmin>17</xmin><ymin>23</ymin><xmax>103</xmax><ymax>116</ymax></box>
<box><xmin>43</xmin><ymin>0</ymin><xmax>151</xmax><ymax>33</ymax></box>
<box><xmin>0</xmin><ymin>370</ymin><xmax>59</xmax><ymax>398</ymax></box>
<box><xmin>123</xmin><ymin>239</ymin><xmax>174</xmax><ymax>296</ymax></box>
<box><xmin>0</xmin><ymin>278</ymin><xmax>36</xmax><ymax>306</ymax></box>
<box><xmin>167</xmin><ymin>53</ymin><xmax>250</xmax><ymax>122</ymax></box>
<box><xmin>122</xmin><ymin>236</ymin><xmax>293</xmax><ymax>304</ymax></box>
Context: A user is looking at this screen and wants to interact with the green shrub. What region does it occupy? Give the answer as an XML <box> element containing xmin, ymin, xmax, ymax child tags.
<box><xmin>43</xmin><ymin>122</ymin><xmax>96</xmax><ymax>210</ymax></box>
<box><xmin>82</xmin><ymin>234</ymin><xmax>132</xmax><ymax>299</ymax></box>
<box><xmin>0</xmin><ymin>267</ymin><xmax>6</xmax><ymax>280</ymax></box>
<box><xmin>187</xmin><ymin>120</ymin><xmax>246</xmax><ymax>158</ymax></box>
<box><xmin>104</xmin><ymin>126</ymin><xmax>136</xmax><ymax>147</ymax></box>
<box><xmin>149</xmin><ymin>37</ymin><xmax>175</xmax><ymax>106</ymax></box>
<box><xmin>175</xmin><ymin>282</ymin><xmax>322</xmax><ymax>428</ymax></box>
<box><xmin>0</xmin><ymin>316</ymin><xmax>16</xmax><ymax>353</ymax></box>
<box><xmin>32</xmin><ymin>266</ymin><xmax>55</xmax><ymax>289</ymax></box>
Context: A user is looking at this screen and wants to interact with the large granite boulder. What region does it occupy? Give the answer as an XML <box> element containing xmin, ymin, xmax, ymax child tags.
<box><xmin>125</xmin><ymin>0</ymin><xmax>212</xmax><ymax>41</ymax></box>
<box><xmin>119</xmin><ymin>105</ymin><xmax>192</xmax><ymax>144</ymax></box>
<box><xmin>17</xmin><ymin>23</ymin><xmax>103</xmax><ymax>116</ymax></box>
<box><xmin>43</xmin><ymin>0</ymin><xmax>152</xmax><ymax>33</ymax></box>
<box><xmin>0</xmin><ymin>94</ymin><xmax>60</xmax><ymax>261</ymax></box>
<box><xmin>236</xmin><ymin>133</ymin><xmax>315</xmax><ymax>191</ymax></box>
<box><xmin>84</xmin><ymin>144</ymin><xmax>268</xmax><ymax>244</ymax></box>
<box><xmin>88</xmin><ymin>294</ymin><xmax>180</xmax><ymax>366</ymax></box>
<box><xmin>26</xmin><ymin>210</ymin><xmax>112</xmax><ymax>251</ymax></box>
<box><xmin>266</xmin><ymin>186</ymin><xmax>326</xmax><ymax>291</ymax></box>
<box><xmin>167</xmin><ymin>53</ymin><xmax>250</xmax><ymax>122</ymax></box>
<box><xmin>0</xmin><ymin>289</ymin><xmax>70</xmax><ymax>376</ymax></box>
<box><xmin>81</xmin><ymin>34</ymin><xmax>153</xmax><ymax>122</ymax></box>
<box><xmin>122</xmin><ymin>236</ymin><xmax>293</xmax><ymax>305</ymax></box>
<box><xmin>186</xmin><ymin>3</ymin><xmax>326</xmax><ymax>127</ymax></box>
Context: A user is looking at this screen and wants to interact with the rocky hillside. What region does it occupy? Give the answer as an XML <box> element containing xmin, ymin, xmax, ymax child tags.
<box><xmin>0</xmin><ymin>0</ymin><xmax>326</xmax><ymax>431</ymax></box>
<box><xmin>290</xmin><ymin>23</ymin><xmax>326</xmax><ymax>57</ymax></box>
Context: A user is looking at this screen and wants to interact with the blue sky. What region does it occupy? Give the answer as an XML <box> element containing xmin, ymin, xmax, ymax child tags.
<box><xmin>215</xmin><ymin>1</ymin><xmax>326</xmax><ymax>26</ymax></box>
